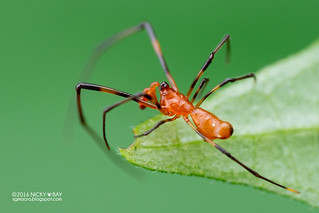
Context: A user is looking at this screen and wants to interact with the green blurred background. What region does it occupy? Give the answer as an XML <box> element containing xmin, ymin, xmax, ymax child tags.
<box><xmin>1</xmin><ymin>0</ymin><xmax>319</xmax><ymax>212</ymax></box>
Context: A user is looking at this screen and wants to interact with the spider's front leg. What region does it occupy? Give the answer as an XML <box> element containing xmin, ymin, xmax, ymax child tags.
<box><xmin>76</xmin><ymin>82</ymin><xmax>156</xmax><ymax>150</ymax></box>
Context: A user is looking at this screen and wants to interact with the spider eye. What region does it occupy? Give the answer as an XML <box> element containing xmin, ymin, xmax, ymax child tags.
<box><xmin>159</xmin><ymin>81</ymin><xmax>169</xmax><ymax>90</ymax></box>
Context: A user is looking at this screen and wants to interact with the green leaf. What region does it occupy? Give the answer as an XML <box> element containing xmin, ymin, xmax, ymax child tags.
<box><xmin>120</xmin><ymin>40</ymin><xmax>319</xmax><ymax>207</ymax></box>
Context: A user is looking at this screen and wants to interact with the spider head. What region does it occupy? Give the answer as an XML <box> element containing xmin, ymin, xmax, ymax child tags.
<box><xmin>159</xmin><ymin>81</ymin><xmax>170</xmax><ymax>91</ymax></box>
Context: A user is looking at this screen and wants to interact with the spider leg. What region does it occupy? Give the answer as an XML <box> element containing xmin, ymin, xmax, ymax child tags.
<box><xmin>190</xmin><ymin>78</ymin><xmax>209</xmax><ymax>103</ymax></box>
<box><xmin>134</xmin><ymin>116</ymin><xmax>179</xmax><ymax>138</ymax></box>
<box><xmin>76</xmin><ymin>82</ymin><xmax>156</xmax><ymax>124</ymax></box>
<box><xmin>80</xmin><ymin>22</ymin><xmax>177</xmax><ymax>91</ymax></box>
<box><xmin>186</xmin><ymin>35</ymin><xmax>230</xmax><ymax>98</ymax></box>
<box><xmin>196</xmin><ymin>73</ymin><xmax>255</xmax><ymax>107</ymax></box>
<box><xmin>183</xmin><ymin>116</ymin><xmax>299</xmax><ymax>194</ymax></box>
<box><xmin>102</xmin><ymin>92</ymin><xmax>153</xmax><ymax>150</ymax></box>
<box><xmin>75</xmin><ymin>83</ymin><xmax>156</xmax><ymax>149</ymax></box>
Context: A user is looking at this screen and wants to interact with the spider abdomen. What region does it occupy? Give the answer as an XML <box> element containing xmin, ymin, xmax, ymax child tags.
<box><xmin>190</xmin><ymin>108</ymin><xmax>233</xmax><ymax>140</ymax></box>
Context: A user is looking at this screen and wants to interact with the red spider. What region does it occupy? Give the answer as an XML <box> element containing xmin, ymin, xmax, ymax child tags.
<box><xmin>76</xmin><ymin>22</ymin><xmax>299</xmax><ymax>194</ymax></box>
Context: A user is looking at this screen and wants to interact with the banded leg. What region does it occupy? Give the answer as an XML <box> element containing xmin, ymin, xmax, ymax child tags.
<box><xmin>190</xmin><ymin>78</ymin><xmax>209</xmax><ymax>103</ymax></box>
<box><xmin>76</xmin><ymin>82</ymin><xmax>156</xmax><ymax>125</ymax></box>
<box><xmin>186</xmin><ymin>35</ymin><xmax>230</xmax><ymax>98</ymax></box>
<box><xmin>76</xmin><ymin>83</ymin><xmax>156</xmax><ymax>149</ymax></box>
<box><xmin>134</xmin><ymin>116</ymin><xmax>179</xmax><ymax>138</ymax></box>
<box><xmin>103</xmin><ymin>92</ymin><xmax>151</xmax><ymax>150</ymax></box>
<box><xmin>183</xmin><ymin>117</ymin><xmax>299</xmax><ymax>194</ymax></box>
<box><xmin>80</xmin><ymin>22</ymin><xmax>177</xmax><ymax>91</ymax></box>
<box><xmin>196</xmin><ymin>73</ymin><xmax>255</xmax><ymax>107</ymax></box>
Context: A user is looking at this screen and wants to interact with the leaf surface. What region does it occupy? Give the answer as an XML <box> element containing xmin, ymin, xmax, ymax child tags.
<box><xmin>120</xmin><ymin>40</ymin><xmax>319</xmax><ymax>207</ymax></box>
